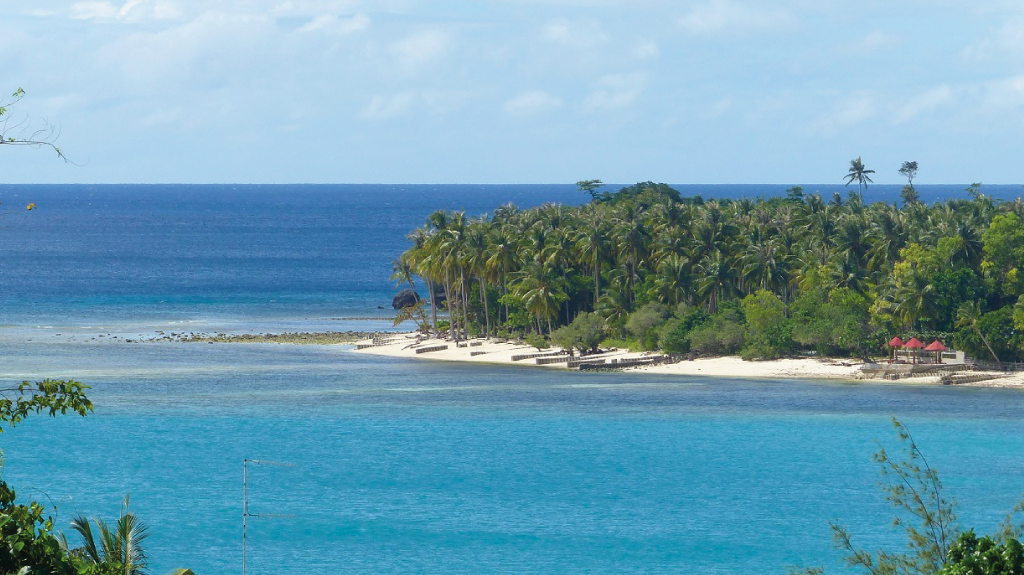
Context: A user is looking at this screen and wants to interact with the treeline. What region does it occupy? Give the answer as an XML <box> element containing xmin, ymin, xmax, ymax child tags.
<box><xmin>393</xmin><ymin>180</ymin><xmax>1024</xmax><ymax>362</ymax></box>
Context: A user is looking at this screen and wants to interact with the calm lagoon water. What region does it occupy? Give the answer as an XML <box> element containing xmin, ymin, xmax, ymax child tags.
<box><xmin>1</xmin><ymin>184</ymin><xmax>1023</xmax><ymax>574</ymax></box>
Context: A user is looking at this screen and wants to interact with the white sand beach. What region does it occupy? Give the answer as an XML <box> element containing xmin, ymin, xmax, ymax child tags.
<box><xmin>354</xmin><ymin>333</ymin><xmax>866</xmax><ymax>380</ymax></box>
<box><xmin>353</xmin><ymin>333</ymin><xmax>1024</xmax><ymax>388</ymax></box>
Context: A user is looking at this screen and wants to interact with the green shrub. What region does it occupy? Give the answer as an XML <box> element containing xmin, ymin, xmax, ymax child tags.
<box><xmin>625</xmin><ymin>302</ymin><xmax>670</xmax><ymax>345</ymax></box>
<box><xmin>600</xmin><ymin>337</ymin><xmax>640</xmax><ymax>351</ymax></box>
<box><xmin>525</xmin><ymin>333</ymin><xmax>549</xmax><ymax>351</ymax></box>
<box><xmin>659</xmin><ymin>305</ymin><xmax>710</xmax><ymax>353</ymax></box>
<box><xmin>550</xmin><ymin>312</ymin><xmax>607</xmax><ymax>353</ymax></box>
<box><xmin>688</xmin><ymin>309</ymin><xmax>744</xmax><ymax>355</ymax></box>
<box><xmin>740</xmin><ymin>290</ymin><xmax>794</xmax><ymax>360</ymax></box>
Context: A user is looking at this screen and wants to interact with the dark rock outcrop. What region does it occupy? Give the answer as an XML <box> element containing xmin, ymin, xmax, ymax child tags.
<box><xmin>392</xmin><ymin>288</ymin><xmax>421</xmax><ymax>309</ymax></box>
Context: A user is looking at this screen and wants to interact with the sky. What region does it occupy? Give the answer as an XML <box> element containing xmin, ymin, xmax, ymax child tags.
<box><xmin>1</xmin><ymin>0</ymin><xmax>1023</xmax><ymax>185</ymax></box>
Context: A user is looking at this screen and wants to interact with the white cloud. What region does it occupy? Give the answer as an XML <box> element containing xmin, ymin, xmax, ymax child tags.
<box><xmin>894</xmin><ymin>85</ymin><xmax>955</xmax><ymax>124</ymax></box>
<box><xmin>846</xmin><ymin>31</ymin><xmax>900</xmax><ymax>53</ymax></box>
<box><xmin>24</xmin><ymin>9</ymin><xmax>62</xmax><ymax>17</ymax></box>
<box><xmin>390</xmin><ymin>30</ymin><xmax>449</xmax><ymax>69</ymax></box>
<box><xmin>963</xmin><ymin>16</ymin><xmax>1024</xmax><ymax>60</ymax></box>
<box><xmin>504</xmin><ymin>91</ymin><xmax>563</xmax><ymax>115</ymax></box>
<box><xmin>298</xmin><ymin>12</ymin><xmax>369</xmax><ymax>34</ymax></box>
<box><xmin>633</xmin><ymin>39</ymin><xmax>659</xmax><ymax>59</ymax></box>
<box><xmin>100</xmin><ymin>12</ymin><xmax>277</xmax><ymax>91</ymax></box>
<box><xmin>810</xmin><ymin>94</ymin><xmax>877</xmax><ymax>134</ymax></box>
<box><xmin>271</xmin><ymin>1</ymin><xmax>361</xmax><ymax>17</ymax></box>
<box><xmin>542</xmin><ymin>20</ymin><xmax>607</xmax><ymax>48</ymax></box>
<box><xmin>678</xmin><ymin>0</ymin><xmax>795</xmax><ymax>35</ymax></box>
<box><xmin>70</xmin><ymin>2</ymin><xmax>118</xmax><ymax>19</ymax></box>
<box><xmin>982</xmin><ymin>73</ymin><xmax>1024</xmax><ymax>111</ymax></box>
<box><xmin>152</xmin><ymin>1</ymin><xmax>180</xmax><ymax>20</ymax></box>
<box><xmin>360</xmin><ymin>92</ymin><xmax>416</xmax><ymax>120</ymax></box>
<box><xmin>69</xmin><ymin>0</ymin><xmax>180</xmax><ymax>21</ymax></box>
<box><xmin>583</xmin><ymin>72</ymin><xmax>646</xmax><ymax>112</ymax></box>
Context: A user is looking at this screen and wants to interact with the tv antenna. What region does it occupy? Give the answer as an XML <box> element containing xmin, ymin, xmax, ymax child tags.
<box><xmin>243</xmin><ymin>458</ymin><xmax>295</xmax><ymax>575</ymax></box>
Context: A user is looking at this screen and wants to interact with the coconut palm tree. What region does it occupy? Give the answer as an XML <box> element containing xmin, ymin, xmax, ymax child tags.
<box><xmin>649</xmin><ymin>253</ymin><xmax>692</xmax><ymax>307</ymax></box>
<box><xmin>742</xmin><ymin>239</ymin><xmax>791</xmax><ymax>297</ymax></box>
<box><xmin>463</xmin><ymin>218</ymin><xmax>492</xmax><ymax>337</ymax></box>
<box><xmin>404</xmin><ymin>227</ymin><xmax>439</xmax><ymax>335</ymax></box>
<box><xmin>613</xmin><ymin>205</ymin><xmax>651</xmax><ymax>304</ymax></box>
<box><xmin>956</xmin><ymin>301</ymin><xmax>1000</xmax><ymax>366</ymax></box>
<box><xmin>512</xmin><ymin>262</ymin><xmax>565</xmax><ymax>333</ymax></box>
<box><xmin>893</xmin><ymin>271</ymin><xmax>935</xmax><ymax>330</ymax></box>
<box><xmin>575</xmin><ymin>210</ymin><xmax>611</xmax><ymax>307</ymax></box>
<box><xmin>695</xmin><ymin>251</ymin><xmax>738</xmax><ymax>314</ymax></box>
<box><xmin>844</xmin><ymin>156</ymin><xmax>875</xmax><ymax>195</ymax></box>
<box><xmin>390</xmin><ymin>256</ymin><xmax>416</xmax><ymax>290</ymax></box>
<box><xmin>66</xmin><ymin>496</ymin><xmax>150</xmax><ymax>575</ymax></box>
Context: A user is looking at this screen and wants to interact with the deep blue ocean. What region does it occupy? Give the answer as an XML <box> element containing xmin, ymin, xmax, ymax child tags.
<box><xmin>1</xmin><ymin>184</ymin><xmax>1023</xmax><ymax>575</ymax></box>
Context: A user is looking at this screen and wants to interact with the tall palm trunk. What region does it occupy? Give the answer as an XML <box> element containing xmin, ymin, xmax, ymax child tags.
<box><xmin>480</xmin><ymin>277</ymin><xmax>491</xmax><ymax>338</ymax></box>
<box><xmin>427</xmin><ymin>280</ymin><xmax>438</xmax><ymax>336</ymax></box>
<box><xmin>461</xmin><ymin>270</ymin><xmax>469</xmax><ymax>339</ymax></box>
<box><xmin>976</xmin><ymin>328</ymin><xmax>1001</xmax><ymax>367</ymax></box>
<box><xmin>445</xmin><ymin>275</ymin><xmax>455</xmax><ymax>340</ymax></box>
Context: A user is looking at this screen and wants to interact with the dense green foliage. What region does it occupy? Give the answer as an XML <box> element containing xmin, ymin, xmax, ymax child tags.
<box><xmin>0</xmin><ymin>479</ymin><xmax>119</xmax><ymax>575</ymax></box>
<box><xmin>0</xmin><ymin>381</ymin><xmax>168</xmax><ymax>575</ymax></box>
<box><xmin>399</xmin><ymin>179</ymin><xmax>1024</xmax><ymax>360</ymax></box>
<box><xmin>938</xmin><ymin>531</ymin><xmax>1024</xmax><ymax>575</ymax></box>
<box><xmin>68</xmin><ymin>496</ymin><xmax>151</xmax><ymax>575</ymax></box>
<box><xmin>550</xmin><ymin>312</ymin><xmax>605</xmax><ymax>354</ymax></box>
<box><xmin>0</xmin><ymin>379</ymin><xmax>94</xmax><ymax>434</ymax></box>
<box><xmin>0</xmin><ymin>380</ymin><xmax>117</xmax><ymax>574</ymax></box>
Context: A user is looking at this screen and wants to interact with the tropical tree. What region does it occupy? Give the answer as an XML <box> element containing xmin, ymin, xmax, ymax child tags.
<box><xmin>66</xmin><ymin>496</ymin><xmax>150</xmax><ymax>575</ymax></box>
<box><xmin>576</xmin><ymin>179</ymin><xmax>604</xmax><ymax>201</ymax></box>
<box><xmin>393</xmin><ymin>179</ymin><xmax>1024</xmax><ymax>361</ymax></box>
<box><xmin>899</xmin><ymin>160</ymin><xmax>919</xmax><ymax>188</ymax></box>
<box><xmin>575</xmin><ymin>208</ymin><xmax>611</xmax><ymax>307</ymax></box>
<box><xmin>0</xmin><ymin>380</ymin><xmax>126</xmax><ymax>575</ymax></box>
<box><xmin>844</xmin><ymin>156</ymin><xmax>875</xmax><ymax>195</ymax></box>
<box><xmin>512</xmin><ymin>262</ymin><xmax>566</xmax><ymax>334</ymax></box>
<box><xmin>957</xmin><ymin>301</ymin><xmax>1000</xmax><ymax>365</ymax></box>
<box><xmin>793</xmin><ymin>419</ymin><xmax>960</xmax><ymax>575</ymax></box>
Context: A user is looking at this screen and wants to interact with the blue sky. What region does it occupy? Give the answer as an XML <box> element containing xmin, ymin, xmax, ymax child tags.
<box><xmin>2</xmin><ymin>1</ymin><xmax>1023</xmax><ymax>185</ymax></box>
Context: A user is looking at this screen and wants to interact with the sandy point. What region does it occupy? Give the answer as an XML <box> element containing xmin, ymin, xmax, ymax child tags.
<box><xmin>352</xmin><ymin>333</ymin><xmax>888</xmax><ymax>381</ymax></box>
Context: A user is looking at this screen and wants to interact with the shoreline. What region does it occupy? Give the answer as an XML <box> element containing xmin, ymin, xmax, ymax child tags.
<box><xmin>352</xmin><ymin>332</ymin><xmax>1024</xmax><ymax>389</ymax></box>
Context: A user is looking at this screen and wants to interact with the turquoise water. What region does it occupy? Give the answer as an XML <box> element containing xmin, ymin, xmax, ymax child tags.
<box><xmin>1</xmin><ymin>184</ymin><xmax>1024</xmax><ymax>574</ymax></box>
<box><xmin>2</xmin><ymin>335</ymin><xmax>1023</xmax><ymax>574</ymax></box>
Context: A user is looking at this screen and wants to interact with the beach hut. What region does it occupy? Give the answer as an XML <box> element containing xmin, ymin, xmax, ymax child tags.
<box><xmin>925</xmin><ymin>340</ymin><xmax>947</xmax><ymax>364</ymax></box>
<box><xmin>889</xmin><ymin>336</ymin><xmax>905</xmax><ymax>363</ymax></box>
<box><xmin>904</xmin><ymin>337</ymin><xmax>925</xmax><ymax>364</ymax></box>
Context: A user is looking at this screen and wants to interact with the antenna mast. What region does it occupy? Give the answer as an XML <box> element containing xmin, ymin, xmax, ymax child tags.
<box><xmin>243</xmin><ymin>458</ymin><xmax>295</xmax><ymax>575</ymax></box>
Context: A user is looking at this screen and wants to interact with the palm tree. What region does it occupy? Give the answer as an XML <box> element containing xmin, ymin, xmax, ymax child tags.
<box><xmin>575</xmin><ymin>210</ymin><xmax>611</xmax><ymax>308</ymax></box>
<box><xmin>956</xmin><ymin>301</ymin><xmax>1000</xmax><ymax>366</ymax></box>
<box><xmin>613</xmin><ymin>205</ymin><xmax>651</xmax><ymax>304</ymax></box>
<box><xmin>463</xmin><ymin>218</ymin><xmax>492</xmax><ymax>337</ymax></box>
<box><xmin>390</xmin><ymin>256</ymin><xmax>416</xmax><ymax>290</ymax></box>
<box><xmin>404</xmin><ymin>227</ymin><xmax>439</xmax><ymax>335</ymax></box>
<box><xmin>485</xmin><ymin>230</ymin><xmax>519</xmax><ymax>326</ymax></box>
<box><xmin>695</xmin><ymin>251</ymin><xmax>738</xmax><ymax>314</ymax></box>
<box><xmin>649</xmin><ymin>253</ymin><xmax>692</xmax><ymax>307</ymax></box>
<box><xmin>892</xmin><ymin>270</ymin><xmax>935</xmax><ymax>330</ymax></box>
<box><xmin>866</xmin><ymin>205</ymin><xmax>907</xmax><ymax>274</ymax></box>
<box><xmin>65</xmin><ymin>495</ymin><xmax>150</xmax><ymax>575</ymax></box>
<box><xmin>844</xmin><ymin>156</ymin><xmax>875</xmax><ymax>195</ymax></box>
<box><xmin>512</xmin><ymin>262</ymin><xmax>565</xmax><ymax>333</ymax></box>
<box><xmin>742</xmin><ymin>239</ymin><xmax>791</xmax><ymax>298</ymax></box>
